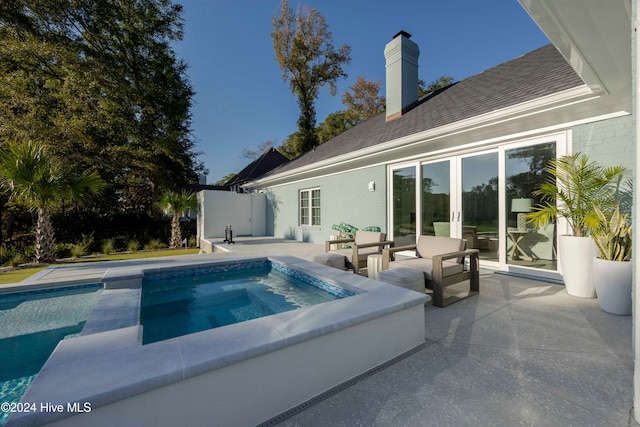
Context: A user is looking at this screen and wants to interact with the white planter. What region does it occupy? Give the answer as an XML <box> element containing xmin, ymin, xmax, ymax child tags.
<box><xmin>593</xmin><ymin>257</ymin><xmax>632</xmax><ymax>315</ymax></box>
<box><xmin>558</xmin><ymin>235</ymin><xmax>598</xmax><ymax>298</ymax></box>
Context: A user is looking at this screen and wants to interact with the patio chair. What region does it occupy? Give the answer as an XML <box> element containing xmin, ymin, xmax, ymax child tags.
<box><xmin>382</xmin><ymin>235</ymin><xmax>480</xmax><ymax>307</ymax></box>
<box><xmin>325</xmin><ymin>230</ymin><xmax>393</xmax><ymax>274</ymax></box>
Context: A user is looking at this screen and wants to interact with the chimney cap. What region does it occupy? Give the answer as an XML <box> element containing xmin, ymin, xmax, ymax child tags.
<box><xmin>392</xmin><ymin>30</ymin><xmax>412</xmax><ymax>40</ymax></box>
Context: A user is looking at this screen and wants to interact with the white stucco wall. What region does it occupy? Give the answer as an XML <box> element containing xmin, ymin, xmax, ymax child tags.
<box><xmin>197</xmin><ymin>190</ymin><xmax>266</xmax><ymax>241</ymax></box>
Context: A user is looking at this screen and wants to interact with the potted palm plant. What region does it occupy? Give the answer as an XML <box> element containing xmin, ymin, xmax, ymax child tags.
<box><xmin>528</xmin><ymin>153</ymin><xmax>626</xmax><ymax>298</ymax></box>
<box><xmin>592</xmin><ymin>205</ymin><xmax>632</xmax><ymax>315</ymax></box>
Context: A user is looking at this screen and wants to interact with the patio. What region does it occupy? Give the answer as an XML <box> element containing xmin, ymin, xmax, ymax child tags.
<box><xmin>8</xmin><ymin>237</ymin><xmax>636</xmax><ymax>426</ymax></box>
<box><xmin>275</xmin><ymin>271</ymin><xmax>634</xmax><ymax>427</ymax></box>
<box><xmin>222</xmin><ymin>239</ymin><xmax>634</xmax><ymax>426</ymax></box>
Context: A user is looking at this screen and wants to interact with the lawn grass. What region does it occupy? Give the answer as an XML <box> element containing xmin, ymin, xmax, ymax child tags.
<box><xmin>0</xmin><ymin>266</ymin><xmax>49</xmax><ymax>284</ymax></box>
<box><xmin>0</xmin><ymin>248</ymin><xmax>201</xmax><ymax>285</ymax></box>
<box><xmin>68</xmin><ymin>248</ymin><xmax>201</xmax><ymax>263</ymax></box>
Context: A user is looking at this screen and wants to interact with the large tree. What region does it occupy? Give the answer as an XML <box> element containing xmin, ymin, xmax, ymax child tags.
<box><xmin>341</xmin><ymin>76</ymin><xmax>385</xmax><ymax>125</ymax></box>
<box><xmin>0</xmin><ymin>0</ymin><xmax>202</xmax><ymax>214</ymax></box>
<box><xmin>271</xmin><ymin>0</ymin><xmax>351</xmax><ymax>155</ymax></box>
<box><xmin>0</xmin><ymin>141</ymin><xmax>104</xmax><ymax>263</ymax></box>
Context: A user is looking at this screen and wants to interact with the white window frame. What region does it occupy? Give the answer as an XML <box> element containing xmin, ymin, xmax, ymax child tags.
<box><xmin>299</xmin><ymin>187</ymin><xmax>321</xmax><ymax>227</ymax></box>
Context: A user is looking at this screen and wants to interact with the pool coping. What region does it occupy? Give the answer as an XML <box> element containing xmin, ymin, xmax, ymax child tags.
<box><xmin>7</xmin><ymin>255</ymin><xmax>427</xmax><ymax>426</ymax></box>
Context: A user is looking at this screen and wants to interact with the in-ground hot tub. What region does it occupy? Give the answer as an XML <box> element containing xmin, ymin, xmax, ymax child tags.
<box><xmin>8</xmin><ymin>255</ymin><xmax>426</xmax><ymax>427</ymax></box>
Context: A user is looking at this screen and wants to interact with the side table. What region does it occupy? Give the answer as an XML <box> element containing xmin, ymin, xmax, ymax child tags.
<box><xmin>367</xmin><ymin>254</ymin><xmax>384</xmax><ymax>280</ymax></box>
<box><xmin>507</xmin><ymin>230</ymin><xmax>532</xmax><ymax>261</ymax></box>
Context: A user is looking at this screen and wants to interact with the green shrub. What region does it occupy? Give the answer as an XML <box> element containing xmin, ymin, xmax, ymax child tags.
<box><xmin>70</xmin><ymin>234</ymin><xmax>94</xmax><ymax>258</ymax></box>
<box><xmin>144</xmin><ymin>238</ymin><xmax>166</xmax><ymax>250</ymax></box>
<box><xmin>127</xmin><ymin>240</ymin><xmax>139</xmax><ymax>252</ymax></box>
<box><xmin>188</xmin><ymin>236</ymin><xmax>197</xmax><ymax>248</ymax></box>
<box><xmin>1</xmin><ymin>246</ymin><xmax>29</xmax><ymax>267</ymax></box>
<box><xmin>101</xmin><ymin>238</ymin><xmax>116</xmax><ymax>255</ymax></box>
<box><xmin>8</xmin><ymin>252</ymin><xmax>28</xmax><ymax>267</ymax></box>
<box><xmin>56</xmin><ymin>242</ymin><xmax>72</xmax><ymax>259</ymax></box>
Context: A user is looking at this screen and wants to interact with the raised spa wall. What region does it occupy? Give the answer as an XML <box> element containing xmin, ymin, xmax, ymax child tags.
<box><xmin>8</xmin><ymin>255</ymin><xmax>427</xmax><ymax>427</ymax></box>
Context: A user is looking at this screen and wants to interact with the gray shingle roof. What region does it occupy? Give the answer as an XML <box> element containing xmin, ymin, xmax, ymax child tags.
<box><xmin>225</xmin><ymin>148</ymin><xmax>289</xmax><ymax>186</ymax></box>
<box><xmin>266</xmin><ymin>44</ymin><xmax>584</xmax><ymax>176</ymax></box>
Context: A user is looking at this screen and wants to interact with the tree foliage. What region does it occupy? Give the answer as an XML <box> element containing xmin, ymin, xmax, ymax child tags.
<box><xmin>271</xmin><ymin>0</ymin><xmax>351</xmax><ymax>155</ymax></box>
<box><xmin>213</xmin><ymin>173</ymin><xmax>237</xmax><ymax>186</ymax></box>
<box><xmin>341</xmin><ymin>76</ymin><xmax>385</xmax><ymax>125</ymax></box>
<box><xmin>0</xmin><ymin>0</ymin><xmax>202</xmax><ymax>215</ymax></box>
<box><xmin>316</xmin><ymin>111</ymin><xmax>350</xmax><ymax>144</ymax></box>
<box><xmin>418</xmin><ymin>75</ymin><xmax>455</xmax><ymax>98</ymax></box>
<box><xmin>277</xmin><ymin>131</ymin><xmax>305</xmax><ymax>159</ymax></box>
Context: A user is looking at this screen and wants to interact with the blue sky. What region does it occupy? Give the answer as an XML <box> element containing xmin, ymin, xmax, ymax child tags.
<box><xmin>173</xmin><ymin>1</ymin><xmax>550</xmax><ymax>184</ymax></box>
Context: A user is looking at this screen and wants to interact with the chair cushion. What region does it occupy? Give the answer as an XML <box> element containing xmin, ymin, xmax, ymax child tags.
<box><xmin>389</xmin><ymin>257</ymin><xmax>464</xmax><ymax>280</ymax></box>
<box><xmin>354</xmin><ymin>230</ymin><xmax>385</xmax><ymax>245</ymax></box>
<box><xmin>416</xmin><ymin>235</ymin><xmax>465</xmax><ymax>263</ymax></box>
<box><xmin>331</xmin><ymin>247</ymin><xmax>379</xmax><ymax>263</ymax></box>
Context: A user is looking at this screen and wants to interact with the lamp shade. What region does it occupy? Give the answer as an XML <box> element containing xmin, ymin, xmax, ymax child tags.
<box><xmin>511</xmin><ymin>198</ymin><xmax>533</xmax><ymax>213</ymax></box>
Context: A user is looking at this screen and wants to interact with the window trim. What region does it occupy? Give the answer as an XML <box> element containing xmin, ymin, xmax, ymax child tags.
<box><xmin>299</xmin><ymin>187</ymin><xmax>321</xmax><ymax>227</ymax></box>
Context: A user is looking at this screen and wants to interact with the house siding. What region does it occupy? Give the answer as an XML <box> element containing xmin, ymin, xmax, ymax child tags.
<box><xmin>264</xmin><ymin>165</ymin><xmax>387</xmax><ymax>243</ymax></box>
<box><xmin>572</xmin><ymin>115</ymin><xmax>634</xmax><ymax>170</ymax></box>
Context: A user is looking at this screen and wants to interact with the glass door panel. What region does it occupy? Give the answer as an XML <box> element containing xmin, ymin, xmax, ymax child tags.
<box><xmin>505</xmin><ymin>143</ymin><xmax>556</xmax><ymax>270</ymax></box>
<box><xmin>461</xmin><ymin>153</ymin><xmax>499</xmax><ymax>261</ymax></box>
<box><xmin>392</xmin><ymin>166</ymin><xmax>417</xmax><ymax>247</ymax></box>
<box><xmin>422</xmin><ymin>161</ymin><xmax>451</xmax><ymax>237</ymax></box>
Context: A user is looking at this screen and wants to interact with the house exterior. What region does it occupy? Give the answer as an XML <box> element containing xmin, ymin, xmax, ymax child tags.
<box><xmin>244</xmin><ymin>1</ymin><xmax>632</xmax><ymax>283</ymax></box>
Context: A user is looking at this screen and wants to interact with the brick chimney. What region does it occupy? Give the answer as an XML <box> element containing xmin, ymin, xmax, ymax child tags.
<box><xmin>384</xmin><ymin>31</ymin><xmax>420</xmax><ymax>121</ymax></box>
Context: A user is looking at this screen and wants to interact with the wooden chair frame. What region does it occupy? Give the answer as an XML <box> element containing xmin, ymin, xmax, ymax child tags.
<box><xmin>382</xmin><ymin>243</ymin><xmax>479</xmax><ymax>307</ymax></box>
<box><xmin>326</xmin><ymin>237</ymin><xmax>394</xmax><ymax>274</ymax></box>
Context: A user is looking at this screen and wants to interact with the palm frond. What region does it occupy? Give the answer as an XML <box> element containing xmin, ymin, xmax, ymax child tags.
<box><xmin>526</xmin><ymin>153</ymin><xmax>627</xmax><ymax>237</ymax></box>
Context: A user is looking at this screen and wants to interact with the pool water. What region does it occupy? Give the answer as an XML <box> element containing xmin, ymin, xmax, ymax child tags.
<box><xmin>141</xmin><ymin>262</ymin><xmax>350</xmax><ymax>344</ymax></box>
<box><xmin>0</xmin><ymin>285</ymin><xmax>102</xmax><ymax>426</ymax></box>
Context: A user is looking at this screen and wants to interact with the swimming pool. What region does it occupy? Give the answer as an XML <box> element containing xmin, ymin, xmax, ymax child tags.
<box><xmin>9</xmin><ymin>255</ymin><xmax>427</xmax><ymax>426</ymax></box>
<box><xmin>0</xmin><ymin>284</ymin><xmax>102</xmax><ymax>426</ymax></box>
<box><xmin>141</xmin><ymin>259</ymin><xmax>353</xmax><ymax>344</ymax></box>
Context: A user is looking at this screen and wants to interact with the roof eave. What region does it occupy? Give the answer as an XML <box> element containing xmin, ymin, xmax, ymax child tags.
<box><xmin>244</xmin><ymin>84</ymin><xmax>599</xmax><ymax>189</ymax></box>
<box><xmin>518</xmin><ymin>0</ymin><xmax>631</xmax><ymax>96</ymax></box>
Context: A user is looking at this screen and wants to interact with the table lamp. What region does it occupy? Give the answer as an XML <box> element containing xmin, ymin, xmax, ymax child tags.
<box><xmin>511</xmin><ymin>198</ymin><xmax>533</xmax><ymax>230</ymax></box>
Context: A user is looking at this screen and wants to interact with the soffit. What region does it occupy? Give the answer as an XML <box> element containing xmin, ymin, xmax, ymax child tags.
<box><xmin>518</xmin><ymin>0</ymin><xmax>632</xmax><ymax>95</ymax></box>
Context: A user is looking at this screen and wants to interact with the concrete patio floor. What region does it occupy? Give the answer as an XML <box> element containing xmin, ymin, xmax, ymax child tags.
<box><xmin>5</xmin><ymin>237</ymin><xmax>637</xmax><ymax>426</ymax></box>
<box><xmin>278</xmin><ymin>273</ymin><xmax>635</xmax><ymax>427</ymax></box>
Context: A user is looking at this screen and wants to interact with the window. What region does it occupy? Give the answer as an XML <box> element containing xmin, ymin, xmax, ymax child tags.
<box><xmin>300</xmin><ymin>188</ymin><xmax>320</xmax><ymax>226</ymax></box>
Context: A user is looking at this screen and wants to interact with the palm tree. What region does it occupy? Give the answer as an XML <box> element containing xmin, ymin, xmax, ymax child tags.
<box><xmin>157</xmin><ymin>190</ymin><xmax>196</xmax><ymax>248</ymax></box>
<box><xmin>0</xmin><ymin>141</ymin><xmax>104</xmax><ymax>263</ymax></box>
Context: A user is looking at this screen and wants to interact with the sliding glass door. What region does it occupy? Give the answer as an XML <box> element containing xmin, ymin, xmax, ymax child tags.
<box><xmin>504</xmin><ymin>142</ymin><xmax>556</xmax><ymax>270</ymax></box>
<box><xmin>393</xmin><ymin>152</ymin><xmax>499</xmax><ymax>262</ymax></box>
<box><xmin>392</xmin><ymin>165</ymin><xmax>417</xmax><ymax>247</ymax></box>
<box><xmin>422</xmin><ymin>160</ymin><xmax>451</xmax><ymax>237</ymax></box>
<box><xmin>389</xmin><ymin>134</ymin><xmax>565</xmax><ymax>275</ymax></box>
<box><xmin>460</xmin><ymin>152</ymin><xmax>499</xmax><ymax>261</ymax></box>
